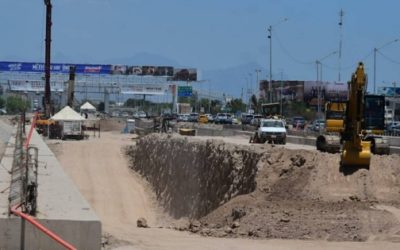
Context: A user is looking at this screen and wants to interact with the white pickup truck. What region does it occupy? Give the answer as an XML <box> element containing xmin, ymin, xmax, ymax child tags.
<box><xmin>250</xmin><ymin>118</ymin><xmax>287</xmax><ymax>144</ymax></box>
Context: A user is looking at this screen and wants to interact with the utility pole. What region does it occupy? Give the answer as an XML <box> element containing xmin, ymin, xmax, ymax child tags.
<box><xmin>267</xmin><ymin>18</ymin><xmax>288</xmax><ymax>103</ymax></box>
<box><xmin>44</xmin><ymin>0</ymin><xmax>52</xmax><ymax>117</ymax></box>
<box><xmin>268</xmin><ymin>25</ymin><xmax>273</xmax><ymax>103</ymax></box>
<box><xmin>374</xmin><ymin>48</ymin><xmax>377</xmax><ymax>94</ymax></box>
<box><xmin>280</xmin><ymin>71</ymin><xmax>283</xmax><ymax>116</ymax></box>
<box><xmin>393</xmin><ymin>81</ymin><xmax>397</xmax><ymax>126</ymax></box>
<box><xmin>338</xmin><ymin>9</ymin><xmax>344</xmax><ymax>82</ymax></box>
<box><xmin>255</xmin><ymin>69</ymin><xmax>261</xmax><ymax>98</ymax></box>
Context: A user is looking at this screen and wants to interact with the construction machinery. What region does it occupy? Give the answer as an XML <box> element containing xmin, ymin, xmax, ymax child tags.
<box><xmin>362</xmin><ymin>94</ymin><xmax>389</xmax><ymax>154</ymax></box>
<box><xmin>340</xmin><ymin>62</ymin><xmax>371</xmax><ymax>167</ymax></box>
<box><xmin>316</xmin><ymin>101</ymin><xmax>346</xmax><ymax>153</ymax></box>
<box><xmin>316</xmin><ymin>75</ymin><xmax>389</xmax><ymax>156</ymax></box>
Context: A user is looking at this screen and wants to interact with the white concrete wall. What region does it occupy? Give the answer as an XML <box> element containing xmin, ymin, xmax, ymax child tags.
<box><xmin>0</xmin><ymin>126</ymin><xmax>101</xmax><ymax>250</ymax></box>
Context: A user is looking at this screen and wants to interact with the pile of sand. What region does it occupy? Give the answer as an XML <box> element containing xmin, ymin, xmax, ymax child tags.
<box><xmin>126</xmin><ymin>134</ymin><xmax>400</xmax><ymax>241</ymax></box>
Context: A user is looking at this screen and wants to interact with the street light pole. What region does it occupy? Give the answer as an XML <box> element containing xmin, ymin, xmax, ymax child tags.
<box><xmin>267</xmin><ymin>18</ymin><xmax>288</xmax><ymax>104</ymax></box>
<box><xmin>280</xmin><ymin>71</ymin><xmax>283</xmax><ymax>116</ymax></box>
<box><xmin>255</xmin><ymin>69</ymin><xmax>261</xmax><ymax>97</ymax></box>
<box><xmin>268</xmin><ymin>25</ymin><xmax>272</xmax><ymax>103</ymax></box>
<box><xmin>393</xmin><ymin>81</ymin><xmax>397</xmax><ymax>127</ymax></box>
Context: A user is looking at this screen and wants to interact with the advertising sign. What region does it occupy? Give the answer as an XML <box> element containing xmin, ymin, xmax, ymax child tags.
<box><xmin>304</xmin><ymin>81</ymin><xmax>348</xmax><ymax>106</ymax></box>
<box><xmin>8</xmin><ymin>79</ymin><xmax>65</xmax><ymax>92</ymax></box>
<box><xmin>120</xmin><ymin>84</ymin><xmax>171</xmax><ymax>95</ymax></box>
<box><xmin>170</xmin><ymin>68</ymin><xmax>197</xmax><ymax>81</ymax></box>
<box><xmin>1</xmin><ymin>61</ymin><xmax>198</xmax><ymax>82</ymax></box>
<box><xmin>378</xmin><ymin>86</ymin><xmax>400</xmax><ymax>97</ymax></box>
<box><xmin>260</xmin><ymin>80</ymin><xmax>304</xmax><ymax>102</ymax></box>
<box><xmin>0</xmin><ymin>61</ymin><xmax>111</xmax><ymax>74</ymax></box>
<box><xmin>177</xmin><ymin>86</ymin><xmax>193</xmax><ymax>97</ymax></box>
<box><xmin>112</xmin><ymin>65</ymin><xmax>175</xmax><ymax>76</ymax></box>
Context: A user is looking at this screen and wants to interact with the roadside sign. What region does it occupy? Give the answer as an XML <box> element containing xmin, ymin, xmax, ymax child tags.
<box><xmin>178</xmin><ymin>86</ymin><xmax>192</xmax><ymax>97</ymax></box>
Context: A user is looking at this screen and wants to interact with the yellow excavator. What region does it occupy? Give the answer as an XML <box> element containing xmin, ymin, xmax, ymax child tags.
<box><xmin>341</xmin><ymin>62</ymin><xmax>371</xmax><ymax>167</ymax></box>
<box><xmin>316</xmin><ymin>64</ymin><xmax>389</xmax><ymax>157</ymax></box>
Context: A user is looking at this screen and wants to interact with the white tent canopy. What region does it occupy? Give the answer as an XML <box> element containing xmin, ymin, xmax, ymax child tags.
<box><xmin>50</xmin><ymin>106</ymin><xmax>85</xmax><ymax>121</ymax></box>
<box><xmin>80</xmin><ymin>102</ymin><xmax>96</xmax><ymax>111</ymax></box>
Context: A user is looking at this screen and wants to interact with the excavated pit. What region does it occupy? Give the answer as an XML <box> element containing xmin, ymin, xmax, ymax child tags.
<box><xmin>126</xmin><ymin>134</ymin><xmax>400</xmax><ymax>241</ymax></box>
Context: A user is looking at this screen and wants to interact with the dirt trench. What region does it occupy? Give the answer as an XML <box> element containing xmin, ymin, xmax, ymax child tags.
<box><xmin>126</xmin><ymin>134</ymin><xmax>400</xmax><ymax>241</ymax></box>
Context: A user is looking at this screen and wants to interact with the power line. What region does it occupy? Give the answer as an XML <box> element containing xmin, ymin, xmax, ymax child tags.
<box><xmin>320</xmin><ymin>49</ymin><xmax>374</xmax><ymax>71</ymax></box>
<box><xmin>273</xmin><ymin>30</ymin><xmax>314</xmax><ymax>65</ymax></box>
<box><xmin>377</xmin><ymin>50</ymin><xmax>400</xmax><ymax>65</ymax></box>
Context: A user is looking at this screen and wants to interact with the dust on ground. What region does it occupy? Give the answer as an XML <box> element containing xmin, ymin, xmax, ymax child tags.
<box><xmin>127</xmin><ymin>134</ymin><xmax>400</xmax><ymax>242</ymax></box>
<box><xmin>45</xmin><ymin>124</ymin><xmax>400</xmax><ymax>249</ymax></box>
<box><xmin>196</xmin><ymin>147</ymin><xmax>400</xmax><ymax>242</ymax></box>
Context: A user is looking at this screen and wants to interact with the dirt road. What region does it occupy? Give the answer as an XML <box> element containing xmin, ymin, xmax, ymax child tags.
<box><xmin>48</xmin><ymin>131</ymin><xmax>400</xmax><ymax>250</ymax></box>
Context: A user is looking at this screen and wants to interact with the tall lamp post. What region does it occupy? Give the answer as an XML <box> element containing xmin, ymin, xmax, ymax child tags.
<box><xmin>255</xmin><ymin>69</ymin><xmax>261</xmax><ymax>97</ymax></box>
<box><xmin>393</xmin><ymin>81</ymin><xmax>397</xmax><ymax>127</ymax></box>
<box><xmin>374</xmin><ymin>39</ymin><xmax>399</xmax><ymax>94</ymax></box>
<box><xmin>267</xmin><ymin>18</ymin><xmax>288</xmax><ymax>103</ymax></box>
<box><xmin>315</xmin><ymin>50</ymin><xmax>338</xmax><ymax>118</ymax></box>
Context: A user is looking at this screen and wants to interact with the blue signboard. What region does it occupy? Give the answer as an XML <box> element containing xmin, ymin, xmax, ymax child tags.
<box><xmin>177</xmin><ymin>86</ymin><xmax>192</xmax><ymax>97</ymax></box>
<box><xmin>0</xmin><ymin>61</ymin><xmax>111</xmax><ymax>74</ymax></box>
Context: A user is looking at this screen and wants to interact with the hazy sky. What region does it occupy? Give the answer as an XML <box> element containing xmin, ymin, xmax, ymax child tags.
<box><xmin>1</xmin><ymin>0</ymin><xmax>400</xmax><ymax>94</ymax></box>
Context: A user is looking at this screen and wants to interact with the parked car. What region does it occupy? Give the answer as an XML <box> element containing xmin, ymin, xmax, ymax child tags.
<box><xmin>292</xmin><ymin>116</ymin><xmax>306</xmax><ymax>129</ymax></box>
<box><xmin>241</xmin><ymin>114</ymin><xmax>254</xmax><ymax>125</ymax></box>
<box><xmin>188</xmin><ymin>113</ymin><xmax>199</xmax><ymax>122</ymax></box>
<box><xmin>231</xmin><ymin>116</ymin><xmax>240</xmax><ymax>124</ymax></box>
<box><xmin>133</xmin><ymin>111</ymin><xmax>147</xmax><ymax>119</ymax></box>
<box><xmin>177</xmin><ymin>114</ymin><xmax>190</xmax><ymax>122</ymax></box>
<box><xmin>250</xmin><ymin>114</ymin><xmax>263</xmax><ymax>127</ymax></box>
<box><xmin>215</xmin><ymin>113</ymin><xmax>232</xmax><ymax>124</ymax></box>
<box><xmin>386</xmin><ymin>121</ymin><xmax>400</xmax><ymax>135</ymax></box>
<box><xmin>205</xmin><ymin>114</ymin><xmax>214</xmax><ymax>123</ymax></box>
<box><xmin>310</xmin><ymin>119</ymin><xmax>325</xmax><ymax>132</ymax></box>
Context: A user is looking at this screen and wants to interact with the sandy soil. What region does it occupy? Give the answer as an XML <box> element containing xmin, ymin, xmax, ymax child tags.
<box><xmin>47</xmin><ymin>131</ymin><xmax>400</xmax><ymax>250</ymax></box>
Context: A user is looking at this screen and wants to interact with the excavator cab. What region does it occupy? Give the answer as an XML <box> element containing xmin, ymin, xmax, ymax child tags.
<box><xmin>362</xmin><ymin>95</ymin><xmax>390</xmax><ymax>154</ymax></box>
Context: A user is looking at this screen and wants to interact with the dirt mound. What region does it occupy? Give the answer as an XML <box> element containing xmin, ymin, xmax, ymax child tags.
<box><xmin>126</xmin><ymin>134</ymin><xmax>264</xmax><ymax>218</ymax></box>
<box><xmin>200</xmin><ymin>149</ymin><xmax>400</xmax><ymax>241</ymax></box>
<box><xmin>126</xmin><ymin>134</ymin><xmax>400</xmax><ymax>241</ymax></box>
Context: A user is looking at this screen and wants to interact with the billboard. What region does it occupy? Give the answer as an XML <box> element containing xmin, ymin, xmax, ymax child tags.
<box><xmin>112</xmin><ymin>65</ymin><xmax>175</xmax><ymax>76</ymax></box>
<box><xmin>120</xmin><ymin>84</ymin><xmax>174</xmax><ymax>95</ymax></box>
<box><xmin>377</xmin><ymin>86</ymin><xmax>400</xmax><ymax>97</ymax></box>
<box><xmin>259</xmin><ymin>80</ymin><xmax>348</xmax><ymax>106</ymax></box>
<box><xmin>0</xmin><ymin>61</ymin><xmax>111</xmax><ymax>74</ymax></box>
<box><xmin>8</xmin><ymin>79</ymin><xmax>65</xmax><ymax>92</ymax></box>
<box><xmin>1</xmin><ymin>61</ymin><xmax>198</xmax><ymax>82</ymax></box>
<box><xmin>112</xmin><ymin>66</ymin><xmax>197</xmax><ymax>80</ymax></box>
<box><xmin>170</xmin><ymin>68</ymin><xmax>197</xmax><ymax>81</ymax></box>
<box><xmin>260</xmin><ymin>80</ymin><xmax>304</xmax><ymax>102</ymax></box>
<box><xmin>304</xmin><ymin>81</ymin><xmax>348</xmax><ymax>106</ymax></box>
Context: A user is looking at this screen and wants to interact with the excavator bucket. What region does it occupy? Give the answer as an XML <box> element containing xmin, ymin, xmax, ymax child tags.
<box><xmin>341</xmin><ymin>140</ymin><xmax>371</xmax><ymax>167</ymax></box>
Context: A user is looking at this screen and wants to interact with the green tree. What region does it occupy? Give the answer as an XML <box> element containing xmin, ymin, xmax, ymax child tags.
<box><xmin>199</xmin><ymin>98</ymin><xmax>210</xmax><ymax>113</ymax></box>
<box><xmin>0</xmin><ymin>97</ymin><xmax>5</xmax><ymax>109</ymax></box>
<box><xmin>6</xmin><ymin>95</ymin><xmax>30</xmax><ymax>114</ymax></box>
<box><xmin>226</xmin><ymin>98</ymin><xmax>246</xmax><ymax>114</ymax></box>
<box><xmin>210</xmin><ymin>99</ymin><xmax>222</xmax><ymax>114</ymax></box>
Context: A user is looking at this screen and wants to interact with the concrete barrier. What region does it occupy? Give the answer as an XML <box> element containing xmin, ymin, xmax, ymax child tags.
<box><xmin>196</xmin><ymin>127</ymin><xmax>400</xmax><ymax>155</ymax></box>
<box><xmin>0</xmin><ymin>129</ymin><xmax>101</xmax><ymax>250</ymax></box>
